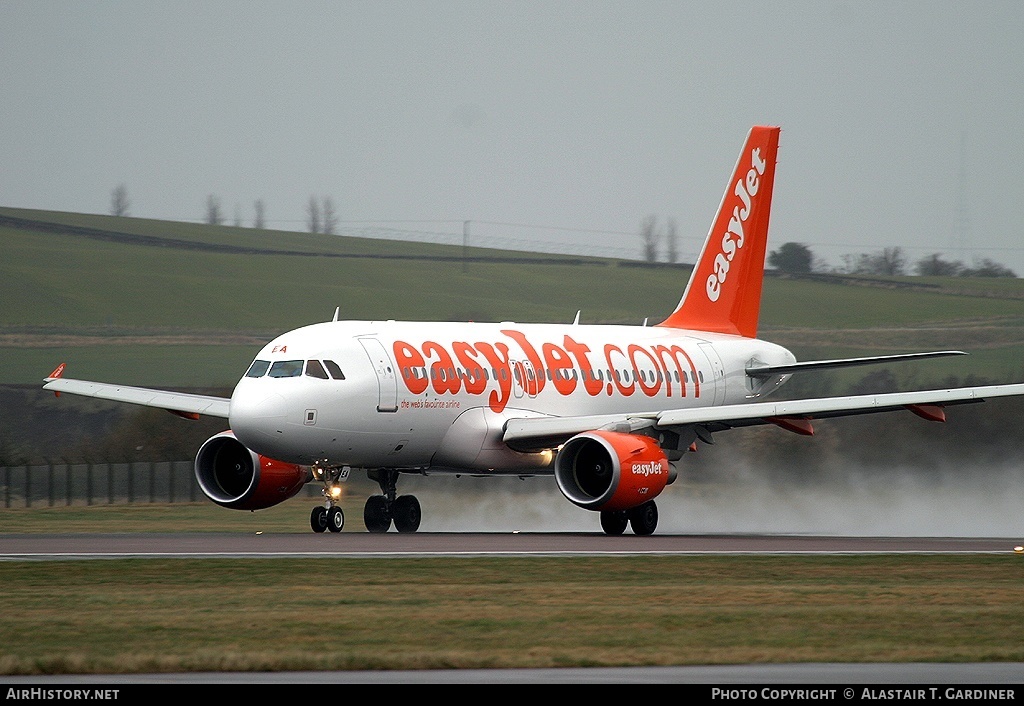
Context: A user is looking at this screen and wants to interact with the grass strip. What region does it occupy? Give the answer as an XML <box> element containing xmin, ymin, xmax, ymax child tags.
<box><xmin>1</xmin><ymin>554</ymin><xmax>1023</xmax><ymax>674</ymax></box>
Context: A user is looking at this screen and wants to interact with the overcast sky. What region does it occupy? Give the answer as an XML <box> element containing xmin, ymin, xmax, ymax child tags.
<box><xmin>3</xmin><ymin>1</ymin><xmax>1023</xmax><ymax>272</ymax></box>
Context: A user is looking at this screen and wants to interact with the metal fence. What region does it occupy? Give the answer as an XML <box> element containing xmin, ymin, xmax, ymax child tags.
<box><xmin>2</xmin><ymin>461</ymin><xmax>200</xmax><ymax>508</ymax></box>
<box><xmin>1</xmin><ymin>461</ymin><xmax>326</xmax><ymax>508</ymax></box>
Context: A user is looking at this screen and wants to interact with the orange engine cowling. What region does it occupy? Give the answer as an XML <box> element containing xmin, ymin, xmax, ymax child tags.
<box><xmin>554</xmin><ymin>430</ymin><xmax>672</xmax><ymax>512</ymax></box>
<box><xmin>194</xmin><ymin>431</ymin><xmax>311</xmax><ymax>510</ymax></box>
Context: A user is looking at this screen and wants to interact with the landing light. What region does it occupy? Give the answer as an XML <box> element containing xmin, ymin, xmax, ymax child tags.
<box><xmin>330</xmin><ymin>485</ymin><xmax>343</xmax><ymax>500</ymax></box>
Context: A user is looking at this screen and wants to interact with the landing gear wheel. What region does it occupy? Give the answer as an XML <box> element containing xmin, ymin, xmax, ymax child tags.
<box><xmin>628</xmin><ymin>500</ymin><xmax>658</xmax><ymax>536</ymax></box>
<box><xmin>393</xmin><ymin>495</ymin><xmax>422</xmax><ymax>533</ymax></box>
<box><xmin>310</xmin><ymin>506</ymin><xmax>328</xmax><ymax>533</ymax></box>
<box><xmin>600</xmin><ymin>510</ymin><xmax>629</xmax><ymax>536</ymax></box>
<box><xmin>327</xmin><ymin>506</ymin><xmax>345</xmax><ymax>533</ymax></box>
<box><xmin>364</xmin><ymin>495</ymin><xmax>392</xmax><ymax>533</ymax></box>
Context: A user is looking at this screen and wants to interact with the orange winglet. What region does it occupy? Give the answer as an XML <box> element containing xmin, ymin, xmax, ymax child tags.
<box><xmin>905</xmin><ymin>404</ymin><xmax>946</xmax><ymax>423</ymax></box>
<box><xmin>168</xmin><ymin>410</ymin><xmax>201</xmax><ymax>421</ymax></box>
<box><xmin>767</xmin><ymin>416</ymin><xmax>815</xmax><ymax>436</ymax></box>
<box><xmin>47</xmin><ymin>362</ymin><xmax>67</xmax><ymax>396</ymax></box>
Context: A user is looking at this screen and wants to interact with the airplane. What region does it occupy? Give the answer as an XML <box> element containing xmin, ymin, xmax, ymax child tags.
<box><xmin>43</xmin><ymin>125</ymin><xmax>1024</xmax><ymax>536</ymax></box>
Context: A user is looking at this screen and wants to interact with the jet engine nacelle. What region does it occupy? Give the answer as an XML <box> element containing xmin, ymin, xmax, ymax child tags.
<box><xmin>553</xmin><ymin>430</ymin><xmax>673</xmax><ymax>512</ymax></box>
<box><xmin>194</xmin><ymin>431</ymin><xmax>311</xmax><ymax>510</ymax></box>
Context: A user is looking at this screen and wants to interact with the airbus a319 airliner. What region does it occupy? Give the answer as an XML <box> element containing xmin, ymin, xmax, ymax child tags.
<box><xmin>44</xmin><ymin>126</ymin><xmax>1024</xmax><ymax>535</ymax></box>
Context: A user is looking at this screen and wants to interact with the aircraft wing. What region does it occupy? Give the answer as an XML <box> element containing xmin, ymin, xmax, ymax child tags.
<box><xmin>502</xmin><ymin>382</ymin><xmax>1024</xmax><ymax>451</ymax></box>
<box><xmin>43</xmin><ymin>365</ymin><xmax>231</xmax><ymax>419</ymax></box>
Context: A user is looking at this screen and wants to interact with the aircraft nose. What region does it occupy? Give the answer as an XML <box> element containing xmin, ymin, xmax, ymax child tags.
<box><xmin>229</xmin><ymin>384</ymin><xmax>290</xmax><ymax>446</ymax></box>
<box><xmin>231</xmin><ymin>391</ymin><xmax>287</xmax><ymax>420</ymax></box>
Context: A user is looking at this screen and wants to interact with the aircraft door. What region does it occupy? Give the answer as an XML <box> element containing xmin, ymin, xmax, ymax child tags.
<box><xmin>511</xmin><ymin>360</ymin><xmax>539</xmax><ymax>399</ymax></box>
<box><xmin>359</xmin><ymin>338</ymin><xmax>398</xmax><ymax>412</ymax></box>
<box><xmin>697</xmin><ymin>342</ymin><xmax>726</xmax><ymax>405</ymax></box>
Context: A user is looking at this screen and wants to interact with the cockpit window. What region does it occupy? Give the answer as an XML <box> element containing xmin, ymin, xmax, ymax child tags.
<box><xmin>267</xmin><ymin>360</ymin><xmax>304</xmax><ymax>378</ymax></box>
<box><xmin>305</xmin><ymin>360</ymin><xmax>329</xmax><ymax>379</ymax></box>
<box><xmin>245</xmin><ymin>359</ymin><xmax>271</xmax><ymax>378</ymax></box>
<box><xmin>323</xmin><ymin>360</ymin><xmax>346</xmax><ymax>380</ymax></box>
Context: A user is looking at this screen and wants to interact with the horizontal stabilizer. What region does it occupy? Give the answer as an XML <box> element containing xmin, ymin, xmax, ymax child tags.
<box><xmin>746</xmin><ymin>350</ymin><xmax>966</xmax><ymax>377</ymax></box>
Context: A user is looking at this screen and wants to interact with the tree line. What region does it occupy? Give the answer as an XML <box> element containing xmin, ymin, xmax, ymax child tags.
<box><xmin>110</xmin><ymin>187</ymin><xmax>1019</xmax><ymax>278</ymax></box>
<box><xmin>109</xmin><ymin>184</ymin><xmax>338</xmax><ymax>234</ymax></box>
<box><xmin>633</xmin><ymin>215</ymin><xmax>1017</xmax><ymax>278</ymax></box>
<box><xmin>767</xmin><ymin>241</ymin><xmax>1016</xmax><ymax>278</ymax></box>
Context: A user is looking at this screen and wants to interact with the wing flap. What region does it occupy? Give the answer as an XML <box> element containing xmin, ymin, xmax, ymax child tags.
<box><xmin>745</xmin><ymin>350</ymin><xmax>966</xmax><ymax>377</ymax></box>
<box><xmin>503</xmin><ymin>413</ymin><xmax>658</xmax><ymax>452</ymax></box>
<box><xmin>43</xmin><ymin>377</ymin><xmax>231</xmax><ymax>419</ymax></box>
<box><xmin>655</xmin><ymin>384</ymin><xmax>1024</xmax><ymax>427</ymax></box>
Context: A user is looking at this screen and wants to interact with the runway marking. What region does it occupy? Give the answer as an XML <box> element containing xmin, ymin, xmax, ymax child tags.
<box><xmin>0</xmin><ymin>549</ymin><xmax>1016</xmax><ymax>561</ymax></box>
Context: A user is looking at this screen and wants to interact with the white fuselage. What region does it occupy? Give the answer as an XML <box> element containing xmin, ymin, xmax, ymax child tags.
<box><xmin>228</xmin><ymin>320</ymin><xmax>795</xmax><ymax>473</ymax></box>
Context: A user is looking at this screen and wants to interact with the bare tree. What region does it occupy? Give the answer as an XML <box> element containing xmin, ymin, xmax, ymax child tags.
<box><xmin>876</xmin><ymin>247</ymin><xmax>907</xmax><ymax>276</ymax></box>
<box><xmin>639</xmin><ymin>215</ymin><xmax>659</xmax><ymax>263</ymax></box>
<box><xmin>963</xmin><ymin>258</ymin><xmax>1016</xmax><ymax>278</ymax></box>
<box><xmin>253</xmin><ymin>199</ymin><xmax>266</xmax><ymax>229</ymax></box>
<box><xmin>205</xmin><ymin>195</ymin><xmax>223</xmax><ymax>225</ymax></box>
<box><xmin>914</xmin><ymin>253</ymin><xmax>1014</xmax><ymax>277</ymax></box>
<box><xmin>915</xmin><ymin>253</ymin><xmax>964</xmax><ymax>277</ymax></box>
<box><xmin>665</xmin><ymin>217</ymin><xmax>678</xmax><ymax>264</ymax></box>
<box><xmin>306</xmin><ymin>195</ymin><xmax>321</xmax><ymax>234</ymax></box>
<box><xmin>110</xmin><ymin>184</ymin><xmax>130</xmax><ymax>217</ymax></box>
<box><xmin>321</xmin><ymin>196</ymin><xmax>337</xmax><ymax>235</ymax></box>
<box><xmin>233</xmin><ymin>204</ymin><xmax>242</xmax><ymax>227</ymax></box>
<box><xmin>841</xmin><ymin>247</ymin><xmax>907</xmax><ymax>276</ymax></box>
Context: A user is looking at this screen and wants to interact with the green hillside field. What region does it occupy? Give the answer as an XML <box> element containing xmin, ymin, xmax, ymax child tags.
<box><xmin>2</xmin><ymin>206</ymin><xmax>1023</xmax><ymax>388</ymax></box>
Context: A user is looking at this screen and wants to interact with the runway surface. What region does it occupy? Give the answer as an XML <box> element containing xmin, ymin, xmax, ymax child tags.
<box><xmin>1</xmin><ymin>532</ymin><xmax>1021</xmax><ymax>560</ymax></box>
<box><xmin>2</xmin><ymin>662</ymin><xmax>1024</xmax><ymax>684</ymax></box>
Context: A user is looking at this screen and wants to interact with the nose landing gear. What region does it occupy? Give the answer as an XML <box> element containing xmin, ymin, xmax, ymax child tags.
<box><xmin>310</xmin><ymin>464</ymin><xmax>349</xmax><ymax>533</ymax></box>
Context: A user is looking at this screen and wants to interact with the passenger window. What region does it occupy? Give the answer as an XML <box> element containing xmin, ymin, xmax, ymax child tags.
<box><xmin>323</xmin><ymin>360</ymin><xmax>346</xmax><ymax>380</ymax></box>
<box><xmin>305</xmin><ymin>360</ymin><xmax>329</xmax><ymax>379</ymax></box>
<box><xmin>268</xmin><ymin>360</ymin><xmax>304</xmax><ymax>378</ymax></box>
<box><xmin>245</xmin><ymin>359</ymin><xmax>271</xmax><ymax>378</ymax></box>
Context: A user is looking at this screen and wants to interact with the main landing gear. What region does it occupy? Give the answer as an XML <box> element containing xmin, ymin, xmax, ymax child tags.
<box><xmin>309</xmin><ymin>466</ymin><xmax>421</xmax><ymax>534</ymax></box>
<box><xmin>364</xmin><ymin>469</ymin><xmax>421</xmax><ymax>533</ymax></box>
<box><xmin>599</xmin><ymin>500</ymin><xmax>658</xmax><ymax>536</ymax></box>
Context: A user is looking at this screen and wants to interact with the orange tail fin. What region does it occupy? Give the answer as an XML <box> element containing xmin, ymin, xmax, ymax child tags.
<box><xmin>658</xmin><ymin>125</ymin><xmax>780</xmax><ymax>337</ymax></box>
